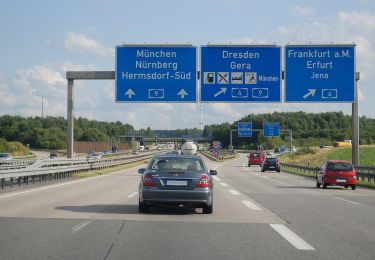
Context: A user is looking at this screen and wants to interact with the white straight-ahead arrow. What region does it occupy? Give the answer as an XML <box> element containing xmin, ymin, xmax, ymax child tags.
<box><xmin>214</xmin><ymin>87</ymin><xmax>227</xmax><ymax>97</ymax></box>
<box><xmin>177</xmin><ymin>89</ymin><xmax>188</xmax><ymax>99</ymax></box>
<box><xmin>125</xmin><ymin>88</ymin><xmax>135</xmax><ymax>98</ymax></box>
<box><xmin>303</xmin><ymin>89</ymin><xmax>316</xmax><ymax>99</ymax></box>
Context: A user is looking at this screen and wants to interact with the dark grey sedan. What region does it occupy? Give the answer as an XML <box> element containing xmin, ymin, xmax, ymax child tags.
<box><xmin>138</xmin><ymin>154</ymin><xmax>217</xmax><ymax>214</ymax></box>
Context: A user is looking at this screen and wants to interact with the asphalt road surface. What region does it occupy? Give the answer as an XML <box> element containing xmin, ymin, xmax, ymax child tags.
<box><xmin>0</xmin><ymin>154</ymin><xmax>374</xmax><ymax>260</ymax></box>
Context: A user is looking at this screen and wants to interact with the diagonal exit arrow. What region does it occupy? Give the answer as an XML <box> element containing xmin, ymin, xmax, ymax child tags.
<box><xmin>125</xmin><ymin>88</ymin><xmax>135</xmax><ymax>98</ymax></box>
<box><xmin>303</xmin><ymin>89</ymin><xmax>316</xmax><ymax>99</ymax></box>
<box><xmin>214</xmin><ymin>87</ymin><xmax>227</xmax><ymax>98</ymax></box>
<box><xmin>177</xmin><ymin>89</ymin><xmax>188</xmax><ymax>99</ymax></box>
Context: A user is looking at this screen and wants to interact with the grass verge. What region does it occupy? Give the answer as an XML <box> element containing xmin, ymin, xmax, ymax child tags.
<box><xmin>75</xmin><ymin>160</ymin><xmax>149</xmax><ymax>178</ymax></box>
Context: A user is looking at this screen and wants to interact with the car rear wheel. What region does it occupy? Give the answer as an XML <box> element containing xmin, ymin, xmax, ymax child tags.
<box><xmin>351</xmin><ymin>185</ymin><xmax>356</xmax><ymax>190</ymax></box>
<box><xmin>248</xmin><ymin>164</ymin><xmax>251</xmax><ymax>167</ymax></box>
<box><xmin>203</xmin><ymin>203</ymin><xmax>213</xmax><ymax>214</ymax></box>
<box><xmin>316</xmin><ymin>181</ymin><xmax>321</xmax><ymax>188</ymax></box>
<box><xmin>261</xmin><ymin>169</ymin><xmax>265</xmax><ymax>172</ymax></box>
<box><xmin>138</xmin><ymin>199</ymin><xmax>149</xmax><ymax>213</ymax></box>
<box><xmin>276</xmin><ymin>169</ymin><xmax>280</xmax><ymax>173</ymax></box>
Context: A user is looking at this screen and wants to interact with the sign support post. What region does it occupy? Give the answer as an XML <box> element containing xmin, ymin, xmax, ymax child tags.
<box><xmin>66</xmin><ymin>71</ymin><xmax>115</xmax><ymax>158</ymax></box>
<box><xmin>352</xmin><ymin>72</ymin><xmax>360</xmax><ymax>166</ymax></box>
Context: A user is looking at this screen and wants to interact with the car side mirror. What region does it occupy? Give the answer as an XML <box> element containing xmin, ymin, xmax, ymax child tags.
<box><xmin>209</xmin><ymin>170</ymin><xmax>217</xmax><ymax>175</ymax></box>
<box><xmin>138</xmin><ymin>168</ymin><xmax>146</xmax><ymax>174</ymax></box>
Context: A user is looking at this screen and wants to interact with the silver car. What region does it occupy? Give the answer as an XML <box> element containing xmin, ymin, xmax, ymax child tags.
<box><xmin>138</xmin><ymin>154</ymin><xmax>217</xmax><ymax>214</ymax></box>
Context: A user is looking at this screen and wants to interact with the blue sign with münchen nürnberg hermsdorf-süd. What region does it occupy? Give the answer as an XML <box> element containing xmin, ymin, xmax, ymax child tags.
<box><xmin>285</xmin><ymin>45</ymin><xmax>355</xmax><ymax>102</ymax></box>
<box><xmin>200</xmin><ymin>45</ymin><xmax>281</xmax><ymax>102</ymax></box>
<box><xmin>116</xmin><ymin>45</ymin><xmax>197</xmax><ymax>102</ymax></box>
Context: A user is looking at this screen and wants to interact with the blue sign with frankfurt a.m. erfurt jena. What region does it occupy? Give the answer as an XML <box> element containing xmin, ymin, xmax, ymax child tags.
<box><xmin>285</xmin><ymin>45</ymin><xmax>355</xmax><ymax>102</ymax></box>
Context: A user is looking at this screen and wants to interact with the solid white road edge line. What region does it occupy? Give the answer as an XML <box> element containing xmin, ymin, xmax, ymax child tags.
<box><xmin>270</xmin><ymin>224</ymin><xmax>315</xmax><ymax>250</ymax></box>
<box><xmin>241</xmin><ymin>200</ymin><xmax>262</xmax><ymax>211</ymax></box>
<box><xmin>212</xmin><ymin>176</ymin><xmax>221</xmax><ymax>182</ymax></box>
<box><xmin>334</xmin><ymin>196</ymin><xmax>361</xmax><ymax>205</ymax></box>
<box><xmin>220</xmin><ymin>183</ymin><xmax>229</xmax><ymax>187</ymax></box>
<box><xmin>71</xmin><ymin>220</ymin><xmax>93</xmax><ymax>234</ymax></box>
<box><xmin>228</xmin><ymin>189</ymin><xmax>240</xmax><ymax>195</ymax></box>
<box><xmin>128</xmin><ymin>191</ymin><xmax>138</xmax><ymax>198</ymax></box>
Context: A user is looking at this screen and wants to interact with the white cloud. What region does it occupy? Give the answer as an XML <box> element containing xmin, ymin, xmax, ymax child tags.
<box><xmin>291</xmin><ymin>6</ymin><xmax>315</xmax><ymax>17</ymax></box>
<box><xmin>64</xmin><ymin>31</ymin><xmax>114</xmax><ymax>58</ymax></box>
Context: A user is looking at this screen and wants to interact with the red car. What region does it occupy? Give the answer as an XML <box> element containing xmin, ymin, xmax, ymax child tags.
<box><xmin>248</xmin><ymin>152</ymin><xmax>265</xmax><ymax>166</ymax></box>
<box><xmin>316</xmin><ymin>160</ymin><xmax>357</xmax><ymax>190</ymax></box>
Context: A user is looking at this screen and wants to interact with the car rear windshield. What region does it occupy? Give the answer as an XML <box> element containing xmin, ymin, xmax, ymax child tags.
<box><xmin>327</xmin><ymin>162</ymin><xmax>353</xmax><ymax>171</ymax></box>
<box><xmin>266</xmin><ymin>158</ymin><xmax>277</xmax><ymax>163</ymax></box>
<box><xmin>250</xmin><ymin>153</ymin><xmax>262</xmax><ymax>157</ymax></box>
<box><xmin>150</xmin><ymin>157</ymin><xmax>205</xmax><ymax>172</ymax></box>
<box><xmin>0</xmin><ymin>153</ymin><xmax>10</xmax><ymax>158</ymax></box>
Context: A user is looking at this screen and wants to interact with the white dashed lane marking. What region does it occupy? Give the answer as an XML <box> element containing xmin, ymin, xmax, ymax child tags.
<box><xmin>71</xmin><ymin>220</ymin><xmax>93</xmax><ymax>234</ymax></box>
<box><xmin>228</xmin><ymin>189</ymin><xmax>240</xmax><ymax>196</ymax></box>
<box><xmin>128</xmin><ymin>192</ymin><xmax>138</xmax><ymax>198</ymax></box>
<box><xmin>334</xmin><ymin>196</ymin><xmax>360</xmax><ymax>205</ymax></box>
<box><xmin>220</xmin><ymin>183</ymin><xmax>229</xmax><ymax>187</ymax></box>
<box><xmin>270</xmin><ymin>224</ymin><xmax>315</xmax><ymax>251</ymax></box>
<box><xmin>241</xmin><ymin>200</ymin><xmax>262</xmax><ymax>211</ymax></box>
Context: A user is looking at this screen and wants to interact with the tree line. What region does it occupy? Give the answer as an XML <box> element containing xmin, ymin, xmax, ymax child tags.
<box><xmin>0</xmin><ymin>115</ymin><xmax>134</xmax><ymax>150</ymax></box>
<box><xmin>0</xmin><ymin>111</ymin><xmax>374</xmax><ymax>151</ymax></box>
<box><xmin>204</xmin><ymin>111</ymin><xmax>375</xmax><ymax>149</ymax></box>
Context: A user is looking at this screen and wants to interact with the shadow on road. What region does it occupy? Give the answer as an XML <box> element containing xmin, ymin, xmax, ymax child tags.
<box><xmin>56</xmin><ymin>204</ymin><xmax>198</xmax><ymax>215</ymax></box>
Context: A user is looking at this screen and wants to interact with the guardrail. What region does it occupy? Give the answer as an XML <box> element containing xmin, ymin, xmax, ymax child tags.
<box><xmin>0</xmin><ymin>151</ymin><xmax>161</xmax><ymax>189</ymax></box>
<box><xmin>281</xmin><ymin>163</ymin><xmax>375</xmax><ymax>183</ymax></box>
<box><xmin>0</xmin><ymin>159</ymin><xmax>37</xmax><ymax>170</ymax></box>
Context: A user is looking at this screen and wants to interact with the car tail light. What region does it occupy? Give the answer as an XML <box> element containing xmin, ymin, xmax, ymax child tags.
<box><xmin>197</xmin><ymin>175</ymin><xmax>211</xmax><ymax>188</ymax></box>
<box><xmin>143</xmin><ymin>173</ymin><xmax>156</xmax><ymax>187</ymax></box>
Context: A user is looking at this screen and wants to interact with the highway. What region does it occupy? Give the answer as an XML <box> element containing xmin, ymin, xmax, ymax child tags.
<box><xmin>0</xmin><ymin>154</ymin><xmax>374</xmax><ymax>260</ymax></box>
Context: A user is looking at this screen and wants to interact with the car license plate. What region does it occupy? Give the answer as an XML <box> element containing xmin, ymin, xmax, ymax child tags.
<box><xmin>336</xmin><ymin>179</ymin><xmax>346</xmax><ymax>183</ymax></box>
<box><xmin>166</xmin><ymin>180</ymin><xmax>187</xmax><ymax>186</ymax></box>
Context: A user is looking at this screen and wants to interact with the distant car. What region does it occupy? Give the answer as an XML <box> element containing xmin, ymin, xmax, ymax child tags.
<box><xmin>138</xmin><ymin>154</ymin><xmax>217</xmax><ymax>214</ymax></box>
<box><xmin>274</xmin><ymin>147</ymin><xmax>280</xmax><ymax>153</ymax></box>
<box><xmin>87</xmin><ymin>152</ymin><xmax>102</xmax><ymax>159</ymax></box>
<box><xmin>0</xmin><ymin>153</ymin><xmax>13</xmax><ymax>160</ymax></box>
<box><xmin>288</xmin><ymin>146</ymin><xmax>296</xmax><ymax>153</ymax></box>
<box><xmin>316</xmin><ymin>160</ymin><xmax>357</xmax><ymax>190</ymax></box>
<box><xmin>157</xmin><ymin>147</ymin><xmax>162</xmax><ymax>151</ymax></box>
<box><xmin>247</xmin><ymin>152</ymin><xmax>265</xmax><ymax>166</ymax></box>
<box><xmin>49</xmin><ymin>150</ymin><xmax>58</xmax><ymax>158</ymax></box>
<box><xmin>261</xmin><ymin>157</ymin><xmax>280</xmax><ymax>172</ymax></box>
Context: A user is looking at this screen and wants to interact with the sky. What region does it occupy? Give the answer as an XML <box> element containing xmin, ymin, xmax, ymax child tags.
<box><xmin>0</xmin><ymin>0</ymin><xmax>374</xmax><ymax>130</ymax></box>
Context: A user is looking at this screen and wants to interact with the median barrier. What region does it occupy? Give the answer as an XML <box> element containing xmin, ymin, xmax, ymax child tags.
<box><xmin>0</xmin><ymin>151</ymin><xmax>162</xmax><ymax>189</ymax></box>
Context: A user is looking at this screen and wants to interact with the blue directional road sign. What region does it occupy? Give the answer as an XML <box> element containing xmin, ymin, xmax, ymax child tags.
<box><xmin>263</xmin><ymin>122</ymin><xmax>280</xmax><ymax>137</ymax></box>
<box><xmin>285</xmin><ymin>45</ymin><xmax>355</xmax><ymax>102</ymax></box>
<box><xmin>116</xmin><ymin>45</ymin><xmax>197</xmax><ymax>102</ymax></box>
<box><xmin>200</xmin><ymin>45</ymin><xmax>281</xmax><ymax>102</ymax></box>
<box><xmin>238</xmin><ymin>122</ymin><xmax>252</xmax><ymax>137</ymax></box>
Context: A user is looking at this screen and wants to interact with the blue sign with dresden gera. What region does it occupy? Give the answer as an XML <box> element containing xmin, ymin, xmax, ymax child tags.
<box><xmin>285</xmin><ymin>45</ymin><xmax>355</xmax><ymax>102</ymax></box>
<box><xmin>200</xmin><ymin>45</ymin><xmax>281</xmax><ymax>102</ymax></box>
<box><xmin>116</xmin><ymin>45</ymin><xmax>197</xmax><ymax>102</ymax></box>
